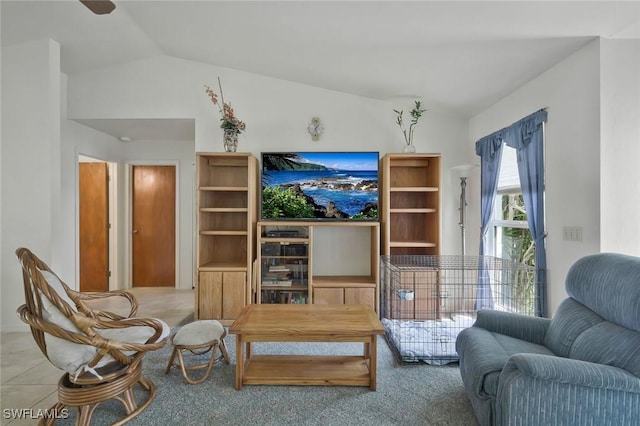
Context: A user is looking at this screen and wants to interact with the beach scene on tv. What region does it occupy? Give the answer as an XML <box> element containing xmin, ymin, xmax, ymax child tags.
<box><xmin>261</xmin><ymin>152</ymin><xmax>379</xmax><ymax>220</ymax></box>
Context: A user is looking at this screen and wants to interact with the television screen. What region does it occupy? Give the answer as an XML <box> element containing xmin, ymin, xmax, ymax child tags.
<box><xmin>261</xmin><ymin>152</ymin><xmax>379</xmax><ymax>221</ymax></box>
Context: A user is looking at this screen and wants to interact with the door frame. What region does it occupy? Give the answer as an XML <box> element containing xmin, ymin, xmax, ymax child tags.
<box><xmin>76</xmin><ymin>154</ymin><xmax>118</xmax><ymax>291</ymax></box>
<box><xmin>124</xmin><ymin>160</ymin><xmax>180</xmax><ymax>289</ymax></box>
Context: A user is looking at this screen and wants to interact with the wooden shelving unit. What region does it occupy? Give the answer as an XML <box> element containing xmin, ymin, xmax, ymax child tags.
<box><xmin>256</xmin><ymin>221</ymin><xmax>380</xmax><ymax>313</ymax></box>
<box><xmin>195</xmin><ymin>153</ymin><xmax>258</xmax><ymax>325</ymax></box>
<box><xmin>257</xmin><ymin>223</ymin><xmax>310</xmax><ymax>305</ymax></box>
<box><xmin>380</xmin><ymin>154</ymin><xmax>441</xmax><ymax>256</ymax></box>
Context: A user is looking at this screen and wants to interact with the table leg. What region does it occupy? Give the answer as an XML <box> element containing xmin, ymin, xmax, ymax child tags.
<box><xmin>235</xmin><ymin>335</ymin><xmax>243</xmax><ymax>390</ymax></box>
<box><xmin>369</xmin><ymin>335</ymin><xmax>377</xmax><ymax>391</ymax></box>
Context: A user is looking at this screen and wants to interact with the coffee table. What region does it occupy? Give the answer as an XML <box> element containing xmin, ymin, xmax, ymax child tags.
<box><xmin>229</xmin><ymin>304</ymin><xmax>384</xmax><ymax>390</ymax></box>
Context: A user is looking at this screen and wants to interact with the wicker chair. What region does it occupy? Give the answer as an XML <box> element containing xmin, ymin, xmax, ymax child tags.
<box><xmin>15</xmin><ymin>248</ymin><xmax>170</xmax><ymax>426</ymax></box>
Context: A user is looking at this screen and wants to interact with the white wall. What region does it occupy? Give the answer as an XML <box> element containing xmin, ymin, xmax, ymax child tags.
<box><xmin>1</xmin><ymin>39</ymin><xmax>61</xmax><ymax>331</ymax></box>
<box><xmin>66</xmin><ymin>56</ymin><xmax>461</xmax><ymax>156</ymax></box>
<box><xmin>2</xmin><ymin>50</ymin><xmax>469</xmax><ymax>331</ymax></box>
<box><xmin>468</xmin><ymin>39</ymin><xmax>602</xmax><ymax>316</ymax></box>
<box><xmin>600</xmin><ymin>39</ymin><xmax>640</xmax><ymax>255</ymax></box>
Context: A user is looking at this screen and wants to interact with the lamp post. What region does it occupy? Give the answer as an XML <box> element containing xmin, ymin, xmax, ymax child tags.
<box><xmin>452</xmin><ymin>164</ymin><xmax>477</xmax><ymax>310</ymax></box>
<box><xmin>459</xmin><ymin>175</ymin><xmax>468</xmax><ymax>259</ymax></box>
<box><xmin>452</xmin><ymin>164</ymin><xmax>478</xmax><ymax>259</ymax></box>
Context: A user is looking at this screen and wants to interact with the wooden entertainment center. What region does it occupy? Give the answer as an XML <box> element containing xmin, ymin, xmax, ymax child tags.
<box><xmin>256</xmin><ymin>220</ymin><xmax>380</xmax><ymax>312</ymax></box>
<box><xmin>195</xmin><ymin>152</ymin><xmax>441</xmax><ymax>324</ymax></box>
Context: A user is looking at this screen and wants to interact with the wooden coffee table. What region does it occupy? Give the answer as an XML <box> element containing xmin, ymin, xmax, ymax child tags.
<box><xmin>229</xmin><ymin>304</ymin><xmax>384</xmax><ymax>390</ymax></box>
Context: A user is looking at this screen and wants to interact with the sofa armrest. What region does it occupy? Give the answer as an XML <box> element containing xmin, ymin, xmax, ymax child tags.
<box><xmin>497</xmin><ymin>353</ymin><xmax>640</xmax><ymax>425</ymax></box>
<box><xmin>473</xmin><ymin>310</ymin><xmax>551</xmax><ymax>345</ymax></box>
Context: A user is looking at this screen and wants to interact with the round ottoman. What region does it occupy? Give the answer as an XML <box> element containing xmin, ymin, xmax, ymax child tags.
<box><xmin>164</xmin><ymin>320</ymin><xmax>230</xmax><ymax>384</ymax></box>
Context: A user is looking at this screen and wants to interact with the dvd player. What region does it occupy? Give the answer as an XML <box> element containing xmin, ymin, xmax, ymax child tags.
<box><xmin>266</xmin><ymin>230</ymin><xmax>299</xmax><ymax>238</ymax></box>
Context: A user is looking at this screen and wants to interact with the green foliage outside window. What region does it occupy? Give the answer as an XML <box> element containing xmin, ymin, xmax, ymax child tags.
<box><xmin>499</xmin><ymin>194</ymin><xmax>535</xmax><ymax>314</ymax></box>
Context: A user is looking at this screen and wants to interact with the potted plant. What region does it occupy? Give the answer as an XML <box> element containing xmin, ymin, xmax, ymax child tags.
<box><xmin>205</xmin><ymin>77</ymin><xmax>246</xmax><ymax>152</ymax></box>
<box><xmin>393</xmin><ymin>100</ymin><xmax>427</xmax><ymax>153</ymax></box>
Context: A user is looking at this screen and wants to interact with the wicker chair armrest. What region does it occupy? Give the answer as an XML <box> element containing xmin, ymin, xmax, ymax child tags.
<box><xmin>72</xmin><ymin>290</ymin><xmax>139</xmax><ymax>320</ymax></box>
<box><xmin>89</xmin><ymin>317</ymin><xmax>168</xmax><ymax>364</ymax></box>
<box><xmin>17</xmin><ymin>304</ymin><xmax>103</xmax><ymax>347</ymax></box>
<box><xmin>94</xmin><ymin>317</ymin><xmax>168</xmax><ymax>346</ymax></box>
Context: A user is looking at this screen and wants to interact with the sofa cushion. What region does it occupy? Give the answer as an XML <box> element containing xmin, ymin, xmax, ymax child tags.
<box><xmin>544</xmin><ymin>298</ymin><xmax>605</xmax><ymax>357</ymax></box>
<box><xmin>571</xmin><ymin>321</ymin><xmax>640</xmax><ymax>377</ymax></box>
<box><xmin>457</xmin><ymin>327</ymin><xmax>554</xmax><ymax>397</ymax></box>
<box><xmin>565</xmin><ymin>253</ymin><xmax>640</xmax><ymax>332</ymax></box>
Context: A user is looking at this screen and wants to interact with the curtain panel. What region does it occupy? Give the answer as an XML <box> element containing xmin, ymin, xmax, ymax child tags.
<box><xmin>474</xmin><ymin>132</ymin><xmax>504</xmax><ymax>310</ymax></box>
<box><xmin>475</xmin><ymin>109</ymin><xmax>548</xmax><ymax>317</ymax></box>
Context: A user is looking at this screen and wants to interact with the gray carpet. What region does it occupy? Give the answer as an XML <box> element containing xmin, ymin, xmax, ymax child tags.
<box><xmin>58</xmin><ymin>326</ymin><xmax>478</xmax><ymax>426</ymax></box>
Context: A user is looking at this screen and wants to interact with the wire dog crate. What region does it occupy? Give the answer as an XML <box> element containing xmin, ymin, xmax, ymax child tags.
<box><xmin>380</xmin><ymin>255</ymin><xmax>538</xmax><ymax>364</ymax></box>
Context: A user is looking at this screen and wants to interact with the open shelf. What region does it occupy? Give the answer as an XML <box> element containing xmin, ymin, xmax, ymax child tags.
<box><xmin>381</xmin><ymin>154</ymin><xmax>441</xmax><ymax>257</ymax></box>
<box><xmin>195</xmin><ymin>153</ymin><xmax>258</xmax><ymax>323</ymax></box>
<box><xmin>242</xmin><ymin>355</ymin><xmax>371</xmax><ymax>387</ymax></box>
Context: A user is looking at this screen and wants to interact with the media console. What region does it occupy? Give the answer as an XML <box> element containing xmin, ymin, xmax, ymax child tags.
<box><xmin>256</xmin><ymin>221</ymin><xmax>380</xmax><ymax>313</ymax></box>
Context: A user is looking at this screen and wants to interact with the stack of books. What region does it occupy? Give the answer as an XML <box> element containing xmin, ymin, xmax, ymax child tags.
<box><xmin>262</xmin><ymin>265</ymin><xmax>292</xmax><ymax>286</ymax></box>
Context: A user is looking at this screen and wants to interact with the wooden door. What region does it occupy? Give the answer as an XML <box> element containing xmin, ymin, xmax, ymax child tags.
<box><xmin>79</xmin><ymin>162</ymin><xmax>109</xmax><ymax>292</ymax></box>
<box><xmin>132</xmin><ymin>165</ymin><xmax>176</xmax><ymax>287</ymax></box>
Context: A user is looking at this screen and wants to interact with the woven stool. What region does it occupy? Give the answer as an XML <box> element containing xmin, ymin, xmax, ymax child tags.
<box><xmin>164</xmin><ymin>320</ymin><xmax>230</xmax><ymax>384</ymax></box>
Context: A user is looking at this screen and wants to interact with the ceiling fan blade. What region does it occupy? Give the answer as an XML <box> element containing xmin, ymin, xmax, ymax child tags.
<box><xmin>80</xmin><ymin>0</ymin><xmax>116</xmax><ymax>15</ymax></box>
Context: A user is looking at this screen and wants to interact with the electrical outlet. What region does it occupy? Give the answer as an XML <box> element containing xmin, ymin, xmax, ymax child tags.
<box><xmin>562</xmin><ymin>226</ymin><xmax>583</xmax><ymax>242</ymax></box>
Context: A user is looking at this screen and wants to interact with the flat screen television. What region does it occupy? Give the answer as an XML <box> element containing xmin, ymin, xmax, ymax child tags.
<box><xmin>261</xmin><ymin>152</ymin><xmax>379</xmax><ymax>221</ymax></box>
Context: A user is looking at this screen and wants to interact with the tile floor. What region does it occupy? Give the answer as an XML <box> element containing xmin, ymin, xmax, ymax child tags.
<box><xmin>1</xmin><ymin>287</ymin><xmax>194</xmax><ymax>426</ymax></box>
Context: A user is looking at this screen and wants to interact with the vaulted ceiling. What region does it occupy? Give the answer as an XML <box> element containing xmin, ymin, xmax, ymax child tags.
<box><xmin>2</xmin><ymin>1</ymin><xmax>639</xmax><ymax>138</ymax></box>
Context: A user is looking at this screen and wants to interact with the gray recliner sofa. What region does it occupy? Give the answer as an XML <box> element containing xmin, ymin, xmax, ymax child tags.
<box><xmin>456</xmin><ymin>253</ymin><xmax>640</xmax><ymax>426</ymax></box>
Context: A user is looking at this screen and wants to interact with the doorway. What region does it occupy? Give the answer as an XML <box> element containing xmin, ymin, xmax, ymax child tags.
<box><xmin>131</xmin><ymin>165</ymin><xmax>176</xmax><ymax>287</ymax></box>
<box><xmin>79</xmin><ymin>160</ymin><xmax>109</xmax><ymax>292</ymax></box>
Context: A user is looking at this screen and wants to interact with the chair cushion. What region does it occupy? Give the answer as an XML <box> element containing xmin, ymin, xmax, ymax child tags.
<box><xmin>46</xmin><ymin>318</ymin><xmax>170</xmax><ymax>378</ymax></box>
<box><xmin>40</xmin><ymin>270</ymin><xmax>79</xmax><ymax>331</ymax></box>
<box><xmin>544</xmin><ymin>298</ymin><xmax>604</xmax><ymax>358</ymax></box>
<box><xmin>565</xmin><ymin>253</ymin><xmax>640</xmax><ymax>331</ymax></box>
<box><xmin>38</xmin><ymin>269</ymin><xmax>170</xmax><ymax>378</ymax></box>
<box><xmin>570</xmin><ymin>321</ymin><xmax>640</xmax><ymax>377</ymax></box>
<box><xmin>39</xmin><ymin>270</ymin><xmax>98</xmax><ymax>376</ymax></box>
<box><xmin>173</xmin><ymin>320</ymin><xmax>225</xmax><ymax>346</ymax></box>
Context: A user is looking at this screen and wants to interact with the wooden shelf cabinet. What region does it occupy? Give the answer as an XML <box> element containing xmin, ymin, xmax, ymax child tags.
<box><xmin>258</xmin><ymin>223</ymin><xmax>310</xmax><ymax>304</ymax></box>
<box><xmin>381</xmin><ymin>154</ymin><xmax>441</xmax><ymax>256</ymax></box>
<box><xmin>257</xmin><ymin>221</ymin><xmax>380</xmax><ymax>313</ymax></box>
<box><xmin>195</xmin><ymin>153</ymin><xmax>258</xmax><ymax>324</ymax></box>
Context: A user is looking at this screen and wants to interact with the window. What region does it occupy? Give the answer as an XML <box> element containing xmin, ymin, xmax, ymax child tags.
<box><xmin>489</xmin><ymin>145</ymin><xmax>536</xmax><ymax>314</ymax></box>
<box><xmin>475</xmin><ymin>109</ymin><xmax>547</xmax><ymax>316</ymax></box>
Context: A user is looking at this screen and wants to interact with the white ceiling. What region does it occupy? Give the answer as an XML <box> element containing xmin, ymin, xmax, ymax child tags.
<box><xmin>2</xmin><ymin>0</ymin><xmax>640</xmax><ymax>140</ymax></box>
